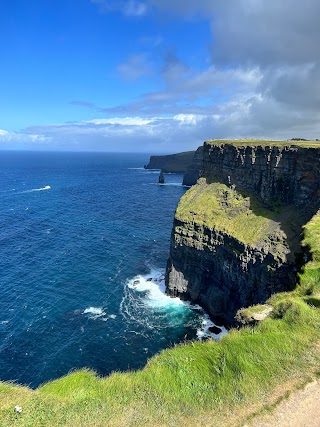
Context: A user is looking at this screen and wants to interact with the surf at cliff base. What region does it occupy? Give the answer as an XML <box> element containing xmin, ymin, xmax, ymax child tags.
<box><xmin>122</xmin><ymin>269</ymin><xmax>227</xmax><ymax>340</ymax></box>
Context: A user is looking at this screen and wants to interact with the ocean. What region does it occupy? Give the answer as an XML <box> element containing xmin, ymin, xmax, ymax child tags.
<box><xmin>0</xmin><ymin>151</ymin><xmax>225</xmax><ymax>388</ymax></box>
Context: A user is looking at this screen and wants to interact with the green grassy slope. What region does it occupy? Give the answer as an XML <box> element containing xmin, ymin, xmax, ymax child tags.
<box><xmin>1</xmin><ymin>219</ymin><xmax>320</xmax><ymax>426</ymax></box>
<box><xmin>175</xmin><ymin>179</ymin><xmax>278</xmax><ymax>247</ymax></box>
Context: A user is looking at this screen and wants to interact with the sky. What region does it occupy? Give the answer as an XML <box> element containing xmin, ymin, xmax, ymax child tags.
<box><xmin>1</xmin><ymin>0</ymin><xmax>320</xmax><ymax>153</ymax></box>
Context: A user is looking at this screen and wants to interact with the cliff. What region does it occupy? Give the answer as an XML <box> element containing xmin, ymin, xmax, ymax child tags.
<box><xmin>182</xmin><ymin>146</ymin><xmax>203</xmax><ymax>186</ymax></box>
<box><xmin>202</xmin><ymin>140</ymin><xmax>320</xmax><ymax>210</ymax></box>
<box><xmin>2</xmin><ymin>141</ymin><xmax>320</xmax><ymax>426</ymax></box>
<box><xmin>144</xmin><ymin>151</ymin><xmax>195</xmax><ymax>173</ymax></box>
<box><xmin>166</xmin><ymin>140</ymin><xmax>320</xmax><ymax>325</ymax></box>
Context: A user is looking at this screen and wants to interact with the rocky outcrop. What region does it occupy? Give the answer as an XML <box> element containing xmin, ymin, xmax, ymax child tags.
<box><xmin>159</xmin><ymin>170</ymin><xmax>165</xmax><ymax>184</ymax></box>
<box><xmin>182</xmin><ymin>146</ymin><xmax>203</xmax><ymax>186</ymax></box>
<box><xmin>144</xmin><ymin>151</ymin><xmax>195</xmax><ymax>173</ymax></box>
<box><xmin>166</xmin><ymin>141</ymin><xmax>320</xmax><ymax>325</ymax></box>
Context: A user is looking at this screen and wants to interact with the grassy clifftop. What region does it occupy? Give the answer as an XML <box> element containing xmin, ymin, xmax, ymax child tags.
<box><xmin>175</xmin><ymin>178</ymin><xmax>280</xmax><ymax>247</ymax></box>
<box><xmin>205</xmin><ymin>139</ymin><xmax>320</xmax><ymax>148</ymax></box>
<box><xmin>1</xmin><ymin>214</ymin><xmax>320</xmax><ymax>426</ymax></box>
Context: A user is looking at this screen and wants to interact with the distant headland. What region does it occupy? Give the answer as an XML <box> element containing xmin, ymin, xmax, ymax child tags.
<box><xmin>144</xmin><ymin>150</ymin><xmax>195</xmax><ymax>173</ymax></box>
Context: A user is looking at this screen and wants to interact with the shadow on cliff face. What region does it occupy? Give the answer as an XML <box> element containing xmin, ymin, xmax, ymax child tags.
<box><xmin>202</xmin><ymin>143</ymin><xmax>320</xmax><ymax>262</ymax></box>
<box><xmin>205</xmin><ymin>169</ymin><xmax>319</xmax><ymax>265</ymax></box>
<box><xmin>166</xmin><ymin>144</ymin><xmax>320</xmax><ymax>326</ymax></box>
<box><xmin>166</xmin><ymin>179</ymin><xmax>318</xmax><ymax>327</ymax></box>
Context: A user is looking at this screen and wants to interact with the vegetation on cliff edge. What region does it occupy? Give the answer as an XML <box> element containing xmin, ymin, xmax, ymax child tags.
<box><xmin>1</xmin><ymin>219</ymin><xmax>320</xmax><ymax>426</ymax></box>
<box><xmin>205</xmin><ymin>139</ymin><xmax>320</xmax><ymax>149</ymax></box>
<box><xmin>175</xmin><ymin>178</ymin><xmax>286</xmax><ymax>248</ymax></box>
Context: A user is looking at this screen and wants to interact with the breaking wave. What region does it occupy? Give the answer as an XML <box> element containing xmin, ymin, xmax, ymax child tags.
<box><xmin>122</xmin><ymin>269</ymin><xmax>227</xmax><ymax>340</ymax></box>
<box><xmin>82</xmin><ymin>307</ymin><xmax>117</xmax><ymax>321</ymax></box>
<box><xmin>27</xmin><ymin>185</ymin><xmax>51</xmax><ymax>192</ymax></box>
<box><xmin>19</xmin><ymin>185</ymin><xmax>52</xmax><ymax>194</ymax></box>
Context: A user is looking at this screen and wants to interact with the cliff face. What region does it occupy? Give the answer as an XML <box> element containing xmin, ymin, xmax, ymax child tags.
<box><xmin>202</xmin><ymin>142</ymin><xmax>320</xmax><ymax>210</ymax></box>
<box><xmin>166</xmin><ymin>141</ymin><xmax>320</xmax><ymax>325</ymax></box>
<box><xmin>144</xmin><ymin>151</ymin><xmax>195</xmax><ymax>173</ymax></box>
<box><xmin>182</xmin><ymin>146</ymin><xmax>203</xmax><ymax>186</ymax></box>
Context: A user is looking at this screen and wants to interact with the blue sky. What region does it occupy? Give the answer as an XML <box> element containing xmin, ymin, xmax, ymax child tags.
<box><xmin>1</xmin><ymin>1</ymin><xmax>320</xmax><ymax>152</ymax></box>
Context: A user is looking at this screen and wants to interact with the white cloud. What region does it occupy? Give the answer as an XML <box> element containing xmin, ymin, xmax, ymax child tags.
<box><xmin>96</xmin><ymin>1</ymin><xmax>320</xmax><ymax>146</ymax></box>
<box><xmin>0</xmin><ymin>129</ymin><xmax>51</xmax><ymax>149</ymax></box>
<box><xmin>147</xmin><ymin>0</ymin><xmax>320</xmax><ymax>66</ymax></box>
<box><xmin>102</xmin><ymin>66</ymin><xmax>262</xmax><ymax>116</ymax></box>
<box><xmin>91</xmin><ymin>0</ymin><xmax>147</xmax><ymax>16</ymax></box>
<box><xmin>117</xmin><ymin>54</ymin><xmax>153</xmax><ymax>80</ymax></box>
<box><xmin>84</xmin><ymin>117</ymin><xmax>154</xmax><ymax>125</ymax></box>
<box><xmin>4</xmin><ymin>2</ymin><xmax>320</xmax><ymax>151</ymax></box>
<box><xmin>123</xmin><ymin>0</ymin><xmax>147</xmax><ymax>16</ymax></box>
<box><xmin>0</xmin><ymin>129</ymin><xmax>49</xmax><ymax>144</ymax></box>
<box><xmin>2</xmin><ymin>96</ymin><xmax>319</xmax><ymax>152</ymax></box>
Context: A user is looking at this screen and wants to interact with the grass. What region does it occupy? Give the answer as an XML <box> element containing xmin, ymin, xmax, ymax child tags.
<box><xmin>205</xmin><ymin>139</ymin><xmax>320</xmax><ymax>149</ymax></box>
<box><xmin>296</xmin><ymin>212</ymin><xmax>320</xmax><ymax>298</ymax></box>
<box><xmin>175</xmin><ymin>178</ymin><xmax>284</xmax><ymax>247</ymax></box>
<box><xmin>1</xmin><ymin>293</ymin><xmax>319</xmax><ymax>426</ymax></box>
<box><xmin>1</xmin><ymin>212</ymin><xmax>320</xmax><ymax>426</ymax></box>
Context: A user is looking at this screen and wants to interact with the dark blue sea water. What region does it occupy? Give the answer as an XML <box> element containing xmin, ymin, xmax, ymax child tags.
<box><xmin>0</xmin><ymin>152</ymin><xmax>224</xmax><ymax>389</ymax></box>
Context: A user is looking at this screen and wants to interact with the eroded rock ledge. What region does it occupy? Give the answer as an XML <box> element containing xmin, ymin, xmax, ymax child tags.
<box><xmin>166</xmin><ymin>140</ymin><xmax>320</xmax><ymax>325</ymax></box>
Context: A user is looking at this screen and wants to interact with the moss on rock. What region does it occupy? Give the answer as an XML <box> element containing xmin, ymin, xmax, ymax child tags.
<box><xmin>175</xmin><ymin>179</ymin><xmax>287</xmax><ymax>251</ymax></box>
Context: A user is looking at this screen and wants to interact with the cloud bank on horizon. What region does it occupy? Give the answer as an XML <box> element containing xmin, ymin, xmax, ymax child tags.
<box><xmin>1</xmin><ymin>0</ymin><xmax>320</xmax><ymax>152</ymax></box>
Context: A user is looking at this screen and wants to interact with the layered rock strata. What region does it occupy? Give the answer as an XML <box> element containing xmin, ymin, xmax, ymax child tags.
<box><xmin>166</xmin><ymin>141</ymin><xmax>320</xmax><ymax>325</ymax></box>
<box><xmin>202</xmin><ymin>141</ymin><xmax>320</xmax><ymax>210</ymax></box>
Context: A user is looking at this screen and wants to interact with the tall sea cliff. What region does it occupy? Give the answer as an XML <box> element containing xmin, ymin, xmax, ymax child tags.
<box><xmin>166</xmin><ymin>140</ymin><xmax>320</xmax><ymax>325</ymax></box>
<box><xmin>144</xmin><ymin>151</ymin><xmax>195</xmax><ymax>173</ymax></box>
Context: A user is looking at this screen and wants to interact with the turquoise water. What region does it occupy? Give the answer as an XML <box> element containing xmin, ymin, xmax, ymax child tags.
<box><xmin>0</xmin><ymin>152</ymin><xmax>223</xmax><ymax>388</ymax></box>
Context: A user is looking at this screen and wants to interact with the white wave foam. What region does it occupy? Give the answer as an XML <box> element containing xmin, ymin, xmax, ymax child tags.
<box><xmin>145</xmin><ymin>183</ymin><xmax>188</xmax><ymax>187</ymax></box>
<box><xmin>22</xmin><ymin>185</ymin><xmax>51</xmax><ymax>193</ymax></box>
<box><xmin>83</xmin><ymin>307</ymin><xmax>104</xmax><ymax>315</ymax></box>
<box><xmin>0</xmin><ymin>320</ymin><xmax>9</xmax><ymax>325</ymax></box>
<box><xmin>126</xmin><ymin>269</ymin><xmax>227</xmax><ymax>340</ymax></box>
<box><xmin>158</xmin><ymin>183</ymin><xmax>184</xmax><ymax>187</ymax></box>
<box><xmin>31</xmin><ymin>185</ymin><xmax>51</xmax><ymax>192</ymax></box>
<box><xmin>128</xmin><ymin>270</ymin><xmax>184</xmax><ymax>309</ymax></box>
<box><xmin>83</xmin><ymin>306</ymin><xmax>106</xmax><ymax>320</ymax></box>
<box><xmin>195</xmin><ymin>310</ymin><xmax>228</xmax><ymax>339</ymax></box>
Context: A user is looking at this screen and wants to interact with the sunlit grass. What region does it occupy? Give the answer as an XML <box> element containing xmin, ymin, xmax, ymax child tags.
<box><xmin>1</xmin><ymin>212</ymin><xmax>320</xmax><ymax>426</ymax></box>
<box><xmin>175</xmin><ymin>179</ymin><xmax>282</xmax><ymax>247</ymax></box>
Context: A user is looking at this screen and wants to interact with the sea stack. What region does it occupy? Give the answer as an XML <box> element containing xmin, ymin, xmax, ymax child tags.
<box><xmin>159</xmin><ymin>170</ymin><xmax>165</xmax><ymax>184</ymax></box>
